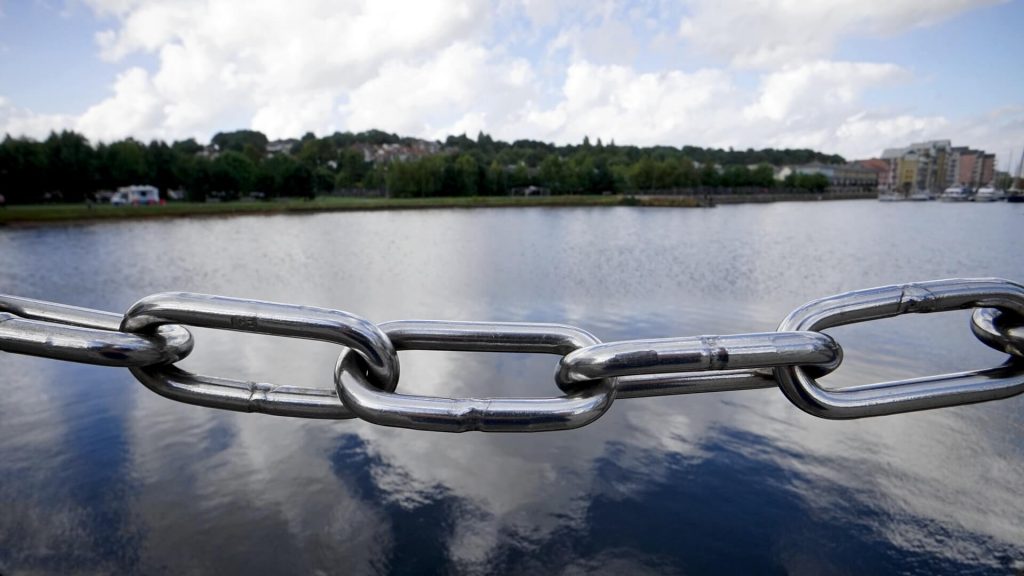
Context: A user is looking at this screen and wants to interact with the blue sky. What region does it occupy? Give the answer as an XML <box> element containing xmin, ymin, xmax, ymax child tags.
<box><xmin>1</xmin><ymin>0</ymin><xmax>1022</xmax><ymax>166</ymax></box>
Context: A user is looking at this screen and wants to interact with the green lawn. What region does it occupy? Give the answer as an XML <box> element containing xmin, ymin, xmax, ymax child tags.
<box><xmin>0</xmin><ymin>195</ymin><xmax>701</xmax><ymax>225</ymax></box>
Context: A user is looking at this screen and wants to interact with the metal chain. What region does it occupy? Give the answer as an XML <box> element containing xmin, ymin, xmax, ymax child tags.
<box><xmin>2</xmin><ymin>278</ymin><xmax>1023</xmax><ymax>432</ymax></box>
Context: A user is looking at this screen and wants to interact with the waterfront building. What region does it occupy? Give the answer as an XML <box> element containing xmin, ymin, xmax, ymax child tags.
<box><xmin>791</xmin><ymin>162</ymin><xmax>878</xmax><ymax>192</ymax></box>
<box><xmin>854</xmin><ymin>159</ymin><xmax>891</xmax><ymax>189</ymax></box>
<box><xmin>881</xmin><ymin>140</ymin><xmax>996</xmax><ymax>193</ymax></box>
<box><xmin>979</xmin><ymin>153</ymin><xmax>996</xmax><ymax>186</ymax></box>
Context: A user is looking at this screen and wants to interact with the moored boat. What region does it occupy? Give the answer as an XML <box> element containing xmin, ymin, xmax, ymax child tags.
<box><xmin>939</xmin><ymin>186</ymin><xmax>969</xmax><ymax>202</ymax></box>
<box><xmin>973</xmin><ymin>186</ymin><xmax>1004</xmax><ymax>202</ymax></box>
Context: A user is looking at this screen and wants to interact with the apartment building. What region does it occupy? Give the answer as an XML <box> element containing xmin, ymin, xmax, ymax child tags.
<box><xmin>879</xmin><ymin>140</ymin><xmax>993</xmax><ymax>193</ymax></box>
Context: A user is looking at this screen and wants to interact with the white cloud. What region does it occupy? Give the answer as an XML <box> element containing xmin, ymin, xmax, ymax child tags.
<box><xmin>546</xmin><ymin>19</ymin><xmax>641</xmax><ymax>66</ymax></box>
<box><xmin>678</xmin><ymin>0</ymin><xmax>1006</xmax><ymax>68</ymax></box>
<box><xmin>342</xmin><ymin>42</ymin><xmax>534</xmax><ymax>139</ymax></box>
<box><xmin>0</xmin><ymin>97</ymin><xmax>73</xmax><ymax>139</ymax></box>
<box><xmin>45</xmin><ymin>0</ymin><xmax>493</xmax><ymax>141</ymax></box>
<box><xmin>944</xmin><ymin>106</ymin><xmax>1024</xmax><ymax>172</ymax></box>
<box><xmin>504</xmin><ymin>61</ymin><xmax>738</xmax><ymax>146</ymax></box>
<box><xmin>76</xmin><ymin>67</ymin><xmax>164</xmax><ymax>141</ymax></box>
<box><xmin>81</xmin><ymin>0</ymin><xmax>147</xmax><ymax>17</ymax></box>
<box><xmin>744</xmin><ymin>61</ymin><xmax>908</xmax><ymax>122</ymax></box>
<box><xmin>252</xmin><ymin>93</ymin><xmax>338</xmax><ymax>139</ymax></box>
<box><xmin>836</xmin><ymin>113</ymin><xmax>947</xmax><ymax>150</ymax></box>
<box><xmin>0</xmin><ymin>0</ymin><xmax>1020</xmax><ymax>161</ymax></box>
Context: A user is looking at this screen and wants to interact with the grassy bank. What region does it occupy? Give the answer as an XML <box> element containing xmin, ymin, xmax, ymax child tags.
<box><xmin>0</xmin><ymin>194</ymin><xmax>702</xmax><ymax>225</ymax></box>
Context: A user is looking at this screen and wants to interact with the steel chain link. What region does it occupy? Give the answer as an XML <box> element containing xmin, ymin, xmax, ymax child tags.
<box><xmin>1</xmin><ymin>277</ymin><xmax>1022</xmax><ymax>432</ymax></box>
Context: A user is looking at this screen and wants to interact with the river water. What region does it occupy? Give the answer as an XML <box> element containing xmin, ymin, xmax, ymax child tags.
<box><xmin>1</xmin><ymin>200</ymin><xmax>1022</xmax><ymax>575</ymax></box>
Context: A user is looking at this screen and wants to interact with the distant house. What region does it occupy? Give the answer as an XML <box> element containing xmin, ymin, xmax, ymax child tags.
<box><xmin>196</xmin><ymin>145</ymin><xmax>220</xmax><ymax>159</ymax></box>
<box><xmin>266</xmin><ymin>139</ymin><xmax>298</xmax><ymax>156</ymax></box>
<box><xmin>353</xmin><ymin>140</ymin><xmax>442</xmax><ymax>164</ymax></box>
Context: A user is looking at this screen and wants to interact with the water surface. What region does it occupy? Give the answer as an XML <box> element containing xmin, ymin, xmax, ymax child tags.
<box><xmin>1</xmin><ymin>200</ymin><xmax>1023</xmax><ymax>574</ymax></box>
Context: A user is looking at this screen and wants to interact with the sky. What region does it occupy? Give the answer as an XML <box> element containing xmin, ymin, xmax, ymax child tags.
<box><xmin>0</xmin><ymin>0</ymin><xmax>1022</xmax><ymax>166</ymax></box>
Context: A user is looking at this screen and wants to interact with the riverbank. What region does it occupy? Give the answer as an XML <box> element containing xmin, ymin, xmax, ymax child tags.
<box><xmin>0</xmin><ymin>195</ymin><xmax>703</xmax><ymax>225</ymax></box>
<box><xmin>0</xmin><ymin>191</ymin><xmax>874</xmax><ymax>226</ymax></box>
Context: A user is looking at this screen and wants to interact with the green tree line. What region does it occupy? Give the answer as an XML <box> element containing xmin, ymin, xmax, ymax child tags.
<box><xmin>0</xmin><ymin>129</ymin><xmax>844</xmax><ymax>204</ymax></box>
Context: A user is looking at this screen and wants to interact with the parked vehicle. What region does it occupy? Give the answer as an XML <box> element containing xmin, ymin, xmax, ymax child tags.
<box><xmin>111</xmin><ymin>185</ymin><xmax>160</xmax><ymax>206</ymax></box>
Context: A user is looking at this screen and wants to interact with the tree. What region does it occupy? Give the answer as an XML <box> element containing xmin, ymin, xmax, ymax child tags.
<box><xmin>510</xmin><ymin>163</ymin><xmax>531</xmax><ymax>189</ymax></box>
<box><xmin>212</xmin><ymin>130</ymin><xmax>268</xmax><ymax>154</ymax></box>
<box><xmin>172</xmin><ymin>138</ymin><xmax>203</xmax><ymax>155</ymax></box>
<box><xmin>454</xmin><ymin>154</ymin><xmax>479</xmax><ymax>196</ymax></box>
<box><xmin>211</xmin><ymin>151</ymin><xmax>257</xmax><ymax>196</ymax></box>
<box><xmin>0</xmin><ymin>136</ymin><xmax>48</xmax><ymax>203</ymax></box>
<box><xmin>257</xmin><ymin>155</ymin><xmax>313</xmax><ymax>198</ymax></box>
<box><xmin>720</xmin><ymin>165</ymin><xmax>750</xmax><ymax>187</ymax></box>
<box><xmin>749</xmin><ymin>164</ymin><xmax>776</xmax><ymax>188</ymax></box>
<box><xmin>102</xmin><ymin>139</ymin><xmax>148</xmax><ymax>189</ymax></box>
<box><xmin>335</xmin><ymin>149</ymin><xmax>370</xmax><ymax>188</ymax></box>
<box><xmin>44</xmin><ymin>131</ymin><xmax>95</xmax><ymax>201</ymax></box>
<box><xmin>297</xmin><ymin>137</ymin><xmax>335</xmax><ymax>169</ymax></box>
<box><xmin>146</xmin><ymin>141</ymin><xmax>180</xmax><ymax>194</ymax></box>
<box><xmin>538</xmin><ymin>155</ymin><xmax>565</xmax><ymax>193</ymax></box>
<box><xmin>0</xmin><ymin>127</ymin><xmax>858</xmax><ymax>204</ymax></box>
<box><xmin>314</xmin><ymin>167</ymin><xmax>335</xmax><ymax>193</ymax></box>
<box><xmin>386</xmin><ymin>157</ymin><xmax>445</xmax><ymax>198</ymax></box>
<box><xmin>628</xmin><ymin>157</ymin><xmax>657</xmax><ymax>191</ymax></box>
<box><xmin>698</xmin><ymin>162</ymin><xmax>719</xmax><ymax>187</ymax></box>
<box><xmin>185</xmin><ymin>157</ymin><xmax>214</xmax><ymax>201</ymax></box>
<box><xmin>486</xmin><ymin>160</ymin><xmax>506</xmax><ymax>195</ymax></box>
<box><xmin>784</xmin><ymin>172</ymin><xmax>829</xmax><ymax>192</ymax></box>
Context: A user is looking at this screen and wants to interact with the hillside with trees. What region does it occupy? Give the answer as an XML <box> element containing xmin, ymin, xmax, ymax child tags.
<box><xmin>0</xmin><ymin>129</ymin><xmax>845</xmax><ymax>204</ymax></box>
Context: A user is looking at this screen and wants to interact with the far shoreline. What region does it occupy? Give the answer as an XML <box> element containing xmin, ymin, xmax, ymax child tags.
<box><xmin>0</xmin><ymin>192</ymin><xmax>875</xmax><ymax>227</ymax></box>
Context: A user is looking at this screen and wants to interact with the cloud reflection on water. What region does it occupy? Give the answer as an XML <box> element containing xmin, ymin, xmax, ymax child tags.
<box><xmin>1</xmin><ymin>202</ymin><xmax>1023</xmax><ymax>574</ymax></box>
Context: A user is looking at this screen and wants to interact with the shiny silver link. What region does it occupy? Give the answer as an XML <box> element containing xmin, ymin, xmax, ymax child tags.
<box><xmin>610</xmin><ymin>368</ymin><xmax>777</xmax><ymax>398</ymax></box>
<box><xmin>334</xmin><ymin>320</ymin><xmax>616</xmax><ymax>432</ymax></box>
<box><xmin>121</xmin><ymin>292</ymin><xmax>399</xmax><ymax>419</ymax></box>
<box><xmin>775</xmin><ymin>278</ymin><xmax>1024</xmax><ymax>419</ymax></box>
<box><xmin>130</xmin><ymin>365</ymin><xmax>353</xmax><ymax>419</ymax></box>
<box><xmin>4</xmin><ymin>278</ymin><xmax>1024</xmax><ymax>429</ymax></box>
<box><xmin>0</xmin><ymin>295</ymin><xmax>193</xmax><ymax>367</ymax></box>
<box><xmin>970</xmin><ymin>307</ymin><xmax>1024</xmax><ymax>357</ymax></box>
<box><xmin>556</xmin><ymin>331</ymin><xmax>842</xmax><ymax>397</ymax></box>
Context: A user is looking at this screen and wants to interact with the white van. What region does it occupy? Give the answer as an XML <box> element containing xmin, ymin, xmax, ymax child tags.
<box><xmin>111</xmin><ymin>185</ymin><xmax>160</xmax><ymax>206</ymax></box>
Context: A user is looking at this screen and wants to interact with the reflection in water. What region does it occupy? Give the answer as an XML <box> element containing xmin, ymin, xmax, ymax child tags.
<box><xmin>1</xmin><ymin>201</ymin><xmax>1023</xmax><ymax>574</ymax></box>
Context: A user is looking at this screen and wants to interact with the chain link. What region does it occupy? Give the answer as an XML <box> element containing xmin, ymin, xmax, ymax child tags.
<box><xmin>0</xmin><ymin>295</ymin><xmax>193</xmax><ymax>366</ymax></box>
<box><xmin>2</xmin><ymin>278</ymin><xmax>1023</xmax><ymax>432</ymax></box>
<box><xmin>775</xmin><ymin>278</ymin><xmax>1024</xmax><ymax>418</ymax></box>
<box><xmin>335</xmin><ymin>320</ymin><xmax>616</xmax><ymax>432</ymax></box>
<box><xmin>122</xmin><ymin>292</ymin><xmax>400</xmax><ymax>419</ymax></box>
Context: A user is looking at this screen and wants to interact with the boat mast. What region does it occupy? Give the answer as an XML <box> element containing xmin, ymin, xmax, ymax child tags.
<box><xmin>1016</xmin><ymin>147</ymin><xmax>1024</xmax><ymax>190</ymax></box>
